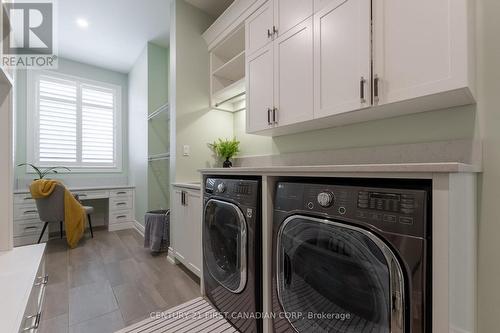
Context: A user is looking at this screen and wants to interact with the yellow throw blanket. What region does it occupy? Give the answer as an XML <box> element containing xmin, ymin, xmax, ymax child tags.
<box><xmin>30</xmin><ymin>179</ymin><xmax>85</xmax><ymax>248</ymax></box>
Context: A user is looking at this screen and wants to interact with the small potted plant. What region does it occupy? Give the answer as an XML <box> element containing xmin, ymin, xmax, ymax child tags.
<box><xmin>210</xmin><ymin>138</ymin><xmax>240</xmax><ymax>168</ymax></box>
<box><xmin>18</xmin><ymin>163</ymin><xmax>71</xmax><ymax>180</ymax></box>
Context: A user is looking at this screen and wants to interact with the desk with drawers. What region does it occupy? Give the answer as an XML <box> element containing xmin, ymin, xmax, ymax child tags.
<box><xmin>13</xmin><ymin>185</ymin><xmax>136</xmax><ymax>246</ymax></box>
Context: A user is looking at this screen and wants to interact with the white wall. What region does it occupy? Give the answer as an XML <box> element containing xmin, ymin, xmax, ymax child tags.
<box><xmin>128</xmin><ymin>46</ymin><xmax>149</xmax><ymax>224</ymax></box>
<box><xmin>14</xmin><ymin>58</ymin><xmax>130</xmax><ymax>189</ymax></box>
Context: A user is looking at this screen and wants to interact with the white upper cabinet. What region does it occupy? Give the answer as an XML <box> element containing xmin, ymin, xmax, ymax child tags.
<box><xmin>246</xmin><ymin>44</ymin><xmax>274</xmax><ymax>132</ymax></box>
<box><xmin>314</xmin><ymin>0</ymin><xmax>371</xmax><ymax>118</ymax></box>
<box><xmin>238</xmin><ymin>0</ymin><xmax>475</xmax><ymax>136</ymax></box>
<box><xmin>274</xmin><ymin>17</ymin><xmax>314</xmax><ymax>126</ymax></box>
<box><xmin>372</xmin><ymin>0</ymin><xmax>475</xmax><ymax>106</ymax></box>
<box><xmin>274</xmin><ymin>0</ymin><xmax>313</xmax><ymax>37</ymax></box>
<box><xmin>246</xmin><ymin>1</ymin><xmax>273</xmax><ymax>56</ymax></box>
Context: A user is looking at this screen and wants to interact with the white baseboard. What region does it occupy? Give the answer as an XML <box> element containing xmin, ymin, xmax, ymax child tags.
<box><xmin>108</xmin><ymin>222</ymin><xmax>134</xmax><ymax>232</ymax></box>
<box><xmin>133</xmin><ymin>220</ymin><xmax>145</xmax><ymax>237</ymax></box>
<box><xmin>450</xmin><ymin>326</ymin><xmax>473</xmax><ymax>333</ymax></box>
<box><xmin>167</xmin><ymin>247</ymin><xmax>179</xmax><ymax>264</ymax></box>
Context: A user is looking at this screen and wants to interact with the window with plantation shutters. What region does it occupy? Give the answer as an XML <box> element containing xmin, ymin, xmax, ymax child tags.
<box><xmin>29</xmin><ymin>71</ymin><xmax>122</xmax><ymax>170</ymax></box>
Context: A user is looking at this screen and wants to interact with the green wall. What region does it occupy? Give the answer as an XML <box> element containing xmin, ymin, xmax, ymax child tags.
<box><xmin>14</xmin><ymin>57</ymin><xmax>129</xmax><ymax>190</ymax></box>
<box><xmin>171</xmin><ymin>0</ymin><xmax>234</xmax><ymax>184</ymax></box>
<box><xmin>234</xmin><ymin>105</ymin><xmax>477</xmax><ymax>156</ymax></box>
<box><xmin>147</xmin><ymin>43</ymin><xmax>170</xmax><ymax>211</ymax></box>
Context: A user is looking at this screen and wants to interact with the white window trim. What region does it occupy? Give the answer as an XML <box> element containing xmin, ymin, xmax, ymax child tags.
<box><xmin>26</xmin><ymin>70</ymin><xmax>123</xmax><ymax>173</ymax></box>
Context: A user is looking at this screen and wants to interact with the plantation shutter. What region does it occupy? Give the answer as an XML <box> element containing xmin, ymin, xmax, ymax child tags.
<box><xmin>81</xmin><ymin>84</ymin><xmax>115</xmax><ymax>164</ymax></box>
<box><xmin>34</xmin><ymin>73</ymin><xmax>118</xmax><ymax>168</ymax></box>
<box><xmin>37</xmin><ymin>75</ymin><xmax>78</xmax><ymax>163</ymax></box>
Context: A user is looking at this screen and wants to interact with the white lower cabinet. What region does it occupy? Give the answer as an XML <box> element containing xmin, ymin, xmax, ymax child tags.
<box><xmin>171</xmin><ymin>185</ymin><xmax>202</xmax><ymax>277</ymax></box>
<box><xmin>13</xmin><ymin>187</ymin><xmax>136</xmax><ymax>244</ymax></box>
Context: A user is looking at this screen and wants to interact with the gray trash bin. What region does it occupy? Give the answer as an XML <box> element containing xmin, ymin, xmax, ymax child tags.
<box><xmin>144</xmin><ymin>209</ymin><xmax>170</xmax><ymax>254</ymax></box>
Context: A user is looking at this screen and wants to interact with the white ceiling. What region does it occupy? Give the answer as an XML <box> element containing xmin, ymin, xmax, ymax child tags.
<box><xmin>57</xmin><ymin>0</ymin><xmax>170</xmax><ymax>73</ymax></box>
<box><xmin>184</xmin><ymin>0</ymin><xmax>235</xmax><ymax>18</ymax></box>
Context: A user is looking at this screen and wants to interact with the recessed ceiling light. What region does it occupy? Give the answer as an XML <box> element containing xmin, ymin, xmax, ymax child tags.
<box><xmin>76</xmin><ymin>18</ymin><xmax>89</xmax><ymax>28</ymax></box>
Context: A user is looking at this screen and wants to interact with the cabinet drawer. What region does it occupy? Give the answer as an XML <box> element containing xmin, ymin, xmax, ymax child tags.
<box><xmin>110</xmin><ymin>189</ymin><xmax>133</xmax><ymax>198</ymax></box>
<box><xmin>109</xmin><ymin>196</ymin><xmax>133</xmax><ymax>211</ymax></box>
<box><xmin>19</xmin><ymin>255</ymin><xmax>47</xmax><ymax>332</ymax></box>
<box><xmin>14</xmin><ymin>204</ymin><xmax>39</xmax><ymax>220</ymax></box>
<box><xmin>14</xmin><ymin>234</ymin><xmax>48</xmax><ymax>246</ymax></box>
<box><xmin>72</xmin><ymin>190</ymin><xmax>109</xmax><ymax>200</ymax></box>
<box><xmin>14</xmin><ymin>220</ymin><xmax>45</xmax><ymax>237</ymax></box>
<box><xmin>109</xmin><ymin>210</ymin><xmax>133</xmax><ymax>224</ymax></box>
<box><xmin>14</xmin><ymin>193</ymin><xmax>35</xmax><ymax>205</ymax></box>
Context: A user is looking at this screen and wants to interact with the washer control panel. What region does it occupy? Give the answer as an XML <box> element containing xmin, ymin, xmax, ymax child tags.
<box><xmin>276</xmin><ymin>182</ymin><xmax>428</xmax><ymax>238</ymax></box>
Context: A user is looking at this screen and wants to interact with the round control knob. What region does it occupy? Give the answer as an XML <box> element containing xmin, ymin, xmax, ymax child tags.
<box><xmin>217</xmin><ymin>183</ymin><xmax>226</xmax><ymax>193</ymax></box>
<box><xmin>317</xmin><ymin>192</ymin><xmax>334</xmax><ymax>208</ymax></box>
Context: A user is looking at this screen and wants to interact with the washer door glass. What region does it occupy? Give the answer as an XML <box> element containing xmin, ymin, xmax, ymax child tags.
<box><xmin>204</xmin><ymin>199</ymin><xmax>247</xmax><ymax>293</ymax></box>
<box><xmin>277</xmin><ymin>216</ymin><xmax>404</xmax><ymax>333</ymax></box>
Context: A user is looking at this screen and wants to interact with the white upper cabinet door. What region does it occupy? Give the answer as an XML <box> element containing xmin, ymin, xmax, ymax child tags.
<box><xmin>246</xmin><ymin>1</ymin><xmax>273</xmax><ymax>57</ymax></box>
<box><xmin>274</xmin><ymin>17</ymin><xmax>314</xmax><ymax>127</ymax></box>
<box><xmin>314</xmin><ymin>0</ymin><xmax>334</xmax><ymax>13</ymax></box>
<box><xmin>274</xmin><ymin>0</ymin><xmax>313</xmax><ymax>37</ymax></box>
<box><xmin>246</xmin><ymin>44</ymin><xmax>274</xmax><ymax>133</ymax></box>
<box><xmin>314</xmin><ymin>0</ymin><xmax>371</xmax><ymax>119</ymax></box>
<box><xmin>373</xmin><ymin>0</ymin><xmax>475</xmax><ymax>106</ymax></box>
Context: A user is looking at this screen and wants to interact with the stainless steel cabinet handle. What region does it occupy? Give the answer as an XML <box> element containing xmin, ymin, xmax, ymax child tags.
<box><xmin>374</xmin><ymin>74</ymin><xmax>380</xmax><ymax>104</ymax></box>
<box><xmin>35</xmin><ymin>275</ymin><xmax>49</xmax><ymax>286</ymax></box>
<box><xmin>116</xmin><ymin>191</ymin><xmax>127</xmax><ymax>195</ymax></box>
<box><xmin>23</xmin><ymin>210</ymin><xmax>38</xmax><ymax>214</ymax></box>
<box><xmin>23</xmin><ymin>197</ymin><xmax>33</xmax><ymax>200</ymax></box>
<box><xmin>116</xmin><ymin>202</ymin><xmax>127</xmax><ymax>206</ymax></box>
<box><xmin>267</xmin><ymin>28</ymin><xmax>272</xmax><ymax>38</ymax></box>
<box><xmin>116</xmin><ymin>215</ymin><xmax>127</xmax><ymax>219</ymax></box>
<box><xmin>24</xmin><ymin>273</ymin><xmax>48</xmax><ymax>331</ymax></box>
<box><xmin>24</xmin><ymin>226</ymin><xmax>39</xmax><ymax>230</ymax></box>
<box><xmin>360</xmin><ymin>76</ymin><xmax>366</xmax><ymax>103</ymax></box>
<box><xmin>272</xmin><ymin>107</ymin><xmax>278</xmax><ymax>125</ymax></box>
<box><xmin>273</xmin><ymin>25</ymin><xmax>278</xmax><ymax>36</ymax></box>
<box><xmin>267</xmin><ymin>108</ymin><xmax>272</xmax><ymax>125</ymax></box>
<box><xmin>23</xmin><ymin>313</ymin><xmax>41</xmax><ymax>331</ymax></box>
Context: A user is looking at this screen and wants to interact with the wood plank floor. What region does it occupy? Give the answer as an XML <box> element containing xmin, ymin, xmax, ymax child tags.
<box><xmin>38</xmin><ymin>228</ymin><xmax>201</xmax><ymax>333</ymax></box>
<box><xmin>116</xmin><ymin>297</ymin><xmax>237</xmax><ymax>333</ymax></box>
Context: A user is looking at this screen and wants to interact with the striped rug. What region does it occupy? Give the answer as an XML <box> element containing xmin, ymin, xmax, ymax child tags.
<box><xmin>116</xmin><ymin>297</ymin><xmax>238</xmax><ymax>333</ymax></box>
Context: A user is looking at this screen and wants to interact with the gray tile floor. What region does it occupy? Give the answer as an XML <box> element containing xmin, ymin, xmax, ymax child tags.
<box><xmin>38</xmin><ymin>228</ymin><xmax>201</xmax><ymax>333</ymax></box>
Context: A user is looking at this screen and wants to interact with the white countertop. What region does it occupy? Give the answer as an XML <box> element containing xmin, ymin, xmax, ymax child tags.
<box><xmin>14</xmin><ymin>184</ymin><xmax>135</xmax><ymax>194</ymax></box>
<box><xmin>0</xmin><ymin>244</ymin><xmax>46</xmax><ymax>332</ymax></box>
<box><xmin>199</xmin><ymin>162</ymin><xmax>481</xmax><ymax>175</ymax></box>
<box><xmin>172</xmin><ymin>182</ymin><xmax>202</xmax><ymax>190</ymax></box>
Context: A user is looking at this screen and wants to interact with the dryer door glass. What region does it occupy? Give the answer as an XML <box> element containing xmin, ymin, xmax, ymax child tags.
<box><xmin>204</xmin><ymin>199</ymin><xmax>247</xmax><ymax>293</ymax></box>
<box><xmin>277</xmin><ymin>215</ymin><xmax>404</xmax><ymax>333</ymax></box>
